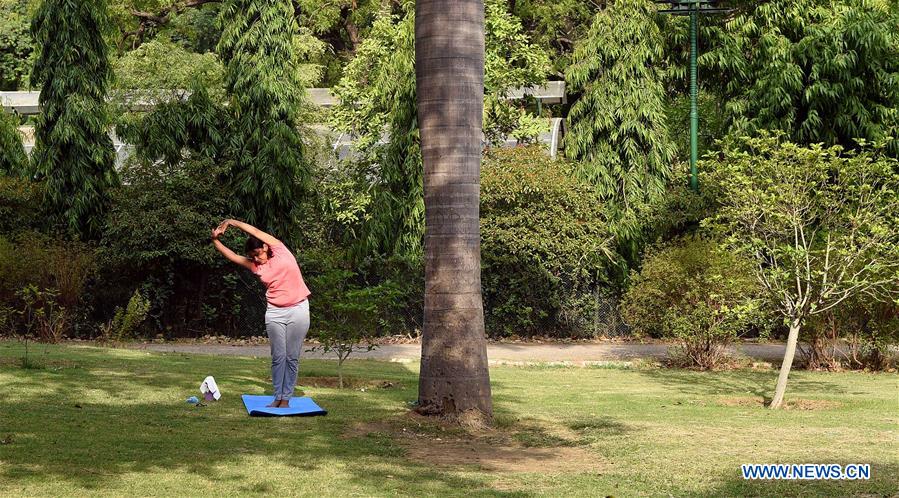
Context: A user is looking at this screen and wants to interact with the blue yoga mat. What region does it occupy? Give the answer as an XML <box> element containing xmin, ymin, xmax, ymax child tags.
<box><xmin>241</xmin><ymin>395</ymin><xmax>327</xmax><ymax>417</ymax></box>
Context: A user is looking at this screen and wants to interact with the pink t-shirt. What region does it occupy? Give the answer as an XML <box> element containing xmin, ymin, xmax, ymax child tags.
<box><xmin>251</xmin><ymin>241</ymin><xmax>311</xmax><ymax>307</ymax></box>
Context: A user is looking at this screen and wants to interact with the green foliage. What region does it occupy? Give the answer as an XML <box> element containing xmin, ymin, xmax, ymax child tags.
<box><xmin>116</xmin><ymin>87</ymin><xmax>229</xmax><ymax>166</ymax></box>
<box><xmin>844</xmin><ymin>300</ymin><xmax>898</xmax><ymax>371</ymax></box>
<box><xmin>642</xmin><ymin>181</ymin><xmax>716</xmax><ymax>247</ymax></box>
<box><xmin>304</xmin><ymin>262</ymin><xmax>407</xmax><ymax>387</ymax></box>
<box><xmin>0</xmin><ymin>176</ymin><xmax>45</xmax><ymax>235</ymax></box>
<box><xmin>0</xmin><ymin>231</ymin><xmax>95</xmax><ymax>309</ymax></box>
<box><xmin>480</xmin><ymin>147</ymin><xmax>616</xmax><ymax>337</ymax></box>
<box><xmin>483</xmin><ymin>0</ymin><xmax>551</xmax><ymax>146</ymax></box>
<box><xmin>100</xmin><ymin>157</ymin><xmax>242</xmax><ymax>334</ymax></box>
<box><xmin>164</xmin><ymin>2</ymin><xmax>223</xmax><ymax>54</ymax></box>
<box><xmin>710</xmin><ymin>0</ymin><xmax>899</xmax><ymax>155</ymax></box>
<box><xmin>104</xmin><ymin>158</ymin><xmax>228</xmax><ymax>268</ymax></box>
<box><xmin>30</xmin><ymin>0</ymin><xmax>118</xmax><ymax>239</ymax></box>
<box><xmin>664</xmin><ymin>90</ymin><xmax>729</xmax><ymax>161</ymax></box>
<box><xmin>485</xmin><ymin>0</ymin><xmax>551</xmax><ymax>93</ymax></box>
<box><xmin>218</xmin><ymin>0</ymin><xmax>314</xmax><ymax>237</ymax></box>
<box><xmin>804</xmin><ymin>294</ymin><xmax>898</xmax><ymax>371</ymax></box>
<box><xmin>0</xmin><ymin>0</ymin><xmax>33</xmax><ymax>90</ymax></box>
<box><xmin>512</xmin><ymin>0</ymin><xmax>596</xmax><ymax>74</ymax></box>
<box><xmin>310</xmin><ymin>159</ymin><xmax>372</xmax><ymax>251</ymax></box>
<box><xmin>331</xmin><ymin>2</ymin><xmax>551</xmax><ymax>260</ymax></box>
<box><xmin>329</xmin><ymin>5</ymin><xmax>421</xmax><ymax>261</ymax></box>
<box><xmin>0</xmin><ymin>231</ymin><xmax>95</xmax><ymax>340</ymax></box>
<box><xmin>105</xmin><ymin>0</ymin><xmax>222</xmax><ymax>53</ymax></box>
<box><xmin>0</xmin><ymin>110</ymin><xmax>27</xmax><ymax>174</ymax></box>
<box><xmin>15</xmin><ymin>284</ymin><xmax>67</xmax><ymax>342</ymax></box>
<box><xmin>565</xmin><ymin>0</ymin><xmax>677</xmax><ymax>246</ymax></box>
<box><xmin>99</xmin><ymin>289</ymin><xmax>151</xmax><ymax>343</ymax></box>
<box><xmin>112</xmin><ymin>38</ymin><xmax>224</xmax><ymax>97</ymax></box>
<box><xmin>294</xmin><ymin>0</ymin><xmax>385</xmax><ymax>86</ymax></box>
<box><xmin>706</xmin><ymin>134</ymin><xmax>899</xmax><ymax>325</ymax></box>
<box><xmin>621</xmin><ymin>237</ymin><xmax>766</xmax><ymax>369</ymax></box>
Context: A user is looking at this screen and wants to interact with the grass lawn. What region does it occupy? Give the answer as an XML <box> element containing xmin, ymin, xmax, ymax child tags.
<box><xmin>0</xmin><ymin>340</ymin><xmax>895</xmax><ymax>497</ymax></box>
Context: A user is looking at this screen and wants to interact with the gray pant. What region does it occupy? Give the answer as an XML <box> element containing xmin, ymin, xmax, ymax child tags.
<box><xmin>265</xmin><ymin>300</ymin><xmax>310</xmax><ymax>400</ymax></box>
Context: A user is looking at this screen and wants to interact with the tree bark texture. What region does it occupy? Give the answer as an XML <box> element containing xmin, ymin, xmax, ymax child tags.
<box><xmin>415</xmin><ymin>0</ymin><xmax>492</xmax><ymax>419</ymax></box>
<box><xmin>770</xmin><ymin>318</ymin><xmax>801</xmax><ymax>409</ymax></box>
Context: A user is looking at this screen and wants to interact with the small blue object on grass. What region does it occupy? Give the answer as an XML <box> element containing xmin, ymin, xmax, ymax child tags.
<box><xmin>241</xmin><ymin>395</ymin><xmax>327</xmax><ymax>417</ymax></box>
<box><xmin>186</xmin><ymin>396</ymin><xmax>199</xmax><ymax>404</ymax></box>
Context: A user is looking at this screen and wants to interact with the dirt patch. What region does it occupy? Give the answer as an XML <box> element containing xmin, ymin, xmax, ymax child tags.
<box><xmin>406</xmin><ymin>441</ymin><xmax>600</xmax><ymax>473</ymax></box>
<box><xmin>344</xmin><ymin>413</ymin><xmax>603</xmax><ymax>474</ymax></box>
<box><xmin>717</xmin><ymin>396</ymin><xmax>842</xmax><ymax>410</ymax></box>
<box><xmin>300</xmin><ymin>377</ymin><xmax>403</xmax><ymax>390</ymax></box>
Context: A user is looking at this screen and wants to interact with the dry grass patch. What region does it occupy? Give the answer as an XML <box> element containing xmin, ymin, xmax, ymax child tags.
<box><xmin>344</xmin><ymin>412</ymin><xmax>604</xmax><ymax>474</ymax></box>
<box><xmin>717</xmin><ymin>396</ymin><xmax>843</xmax><ymax>410</ymax></box>
<box><xmin>300</xmin><ymin>376</ymin><xmax>404</xmax><ymax>390</ymax></box>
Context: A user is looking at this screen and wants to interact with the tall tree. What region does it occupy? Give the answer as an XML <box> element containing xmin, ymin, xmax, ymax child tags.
<box><xmin>709</xmin><ymin>135</ymin><xmax>899</xmax><ymax>409</ymax></box>
<box><xmin>30</xmin><ymin>0</ymin><xmax>118</xmax><ymax>239</ymax></box>
<box><xmin>218</xmin><ymin>0</ymin><xmax>313</xmax><ymax>237</ymax></box>
<box><xmin>415</xmin><ymin>0</ymin><xmax>492</xmax><ymax>421</ymax></box>
<box><xmin>330</xmin><ymin>7</ymin><xmax>421</xmax><ymax>261</ymax></box>
<box><xmin>711</xmin><ymin>0</ymin><xmax>899</xmax><ymax>156</ymax></box>
<box><xmin>565</xmin><ymin>0</ymin><xmax>677</xmax><ymax>245</ymax></box>
<box><xmin>330</xmin><ymin>1</ymin><xmax>548</xmax><ymax>261</ymax></box>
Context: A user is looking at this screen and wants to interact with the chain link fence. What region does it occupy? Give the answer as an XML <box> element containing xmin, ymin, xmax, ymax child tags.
<box><xmin>223</xmin><ymin>276</ymin><xmax>629</xmax><ymax>340</ymax></box>
<box><xmin>592</xmin><ymin>292</ymin><xmax>631</xmax><ymax>338</ymax></box>
<box><xmin>229</xmin><ymin>271</ymin><xmax>268</xmax><ymax>338</ymax></box>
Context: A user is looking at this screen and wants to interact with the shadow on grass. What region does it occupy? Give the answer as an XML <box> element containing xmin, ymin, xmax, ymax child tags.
<box><xmin>681</xmin><ymin>462</ymin><xmax>899</xmax><ymax>497</ymax></box>
<box><xmin>634</xmin><ymin>367</ymin><xmax>847</xmax><ymax>403</ymax></box>
<box><xmin>0</xmin><ymin>343</ymin><xmax>527</xmax><ymax>497</ymax></box>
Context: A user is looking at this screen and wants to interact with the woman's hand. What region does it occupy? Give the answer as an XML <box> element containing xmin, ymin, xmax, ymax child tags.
<box><xmin>216</xmin><ymin>219</ymin><xmax>233</xmax><ymax>232</ymax></box>
<box><xmin>209</xmin><ymin>226</ymin><xmax>255</xmax><ymax>271</ymax></box>
<box><xmin>213</xmin><ymin>219</ymin><xmax>280</xmax><ymax>247</ymax></box>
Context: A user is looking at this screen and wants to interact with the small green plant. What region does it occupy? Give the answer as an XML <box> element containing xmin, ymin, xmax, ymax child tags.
<box><xmin>16</xmin><ymin>285</ymin><xmax>68</xmax><ymax>343</ymax></box>
<box><xmin>306</xmin><ymin>268</ymin><xmax>407</xmax><ymax>388</ymax></box>
<box><xmin>307</xmin><ymin>282</ymin><xmax>399</xmax><ymax>388</ymax></box>
<box><xmin>12</xmin><ymin>285</ymin><xmax>66</xmax><ymax>368</ymax></box>
<box><xmin>99</xmin><ymin>290</ymin><xmax>151</xmax><ymax>344</ymax></box>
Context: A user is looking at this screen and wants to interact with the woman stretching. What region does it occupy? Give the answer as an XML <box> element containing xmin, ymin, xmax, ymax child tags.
<box><xmin>211</xmin><ymin>219</ymin><xmax>311</xmax><ymax>408</ymax></box>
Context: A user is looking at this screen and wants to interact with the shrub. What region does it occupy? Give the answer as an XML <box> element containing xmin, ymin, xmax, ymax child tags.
<box><xmin>846</xmin><ymin>304</ymin><xmax>898</xmax><ymax>371</ymax></box>
<box><xmin>621</xmin><ymin>236</ymin><xmax>766</xmax><ymax>369</ymax></box>
<box><xmin>804</xmin><ymin>299</ymin><xmax>898</xmax><ymax>371</ymax></box>
<box><xmin>0</xmin><ymin>232</ymin><xmax>95</xmax><ymax>339</ymax></box>
<box><xmin>480</xmin><ymin>146</ymin><xmax>617</xmax><ymax>337</ymax></box>
<box><xmin>0</xmin><ymin>176</ymin><xmax>45</xmax><ymax>235</ymax></box>
<box><xmin>99</xmin><ymin>157</ymin><xmax>243</xmax><ymax>336</ymax></box>
<box><xmin>99</xmin><ymin>290</ymin><xmax>151</xmax><ymax>343</ymax></box>
<box><xmin>15</xmin><ymin>284</ymin><xmax>68</xmax><ymax>343</ymax></box>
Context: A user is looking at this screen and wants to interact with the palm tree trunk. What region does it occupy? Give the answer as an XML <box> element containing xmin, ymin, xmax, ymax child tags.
<box><xmin>770</xmin><ymin>317</ymin><xmax>802</xmax><ymax>409</ymax></box>
<box><xmin>415</xmin><ymin>0</ymin><xmax>492</xmax><ymax>420</ymax></box>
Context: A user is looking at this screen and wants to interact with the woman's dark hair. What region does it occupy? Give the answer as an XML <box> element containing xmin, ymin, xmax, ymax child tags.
<box><xmin>244</xmin><ymin>235</ymin><xmax>273</xmax><ymax>258</ymax></box>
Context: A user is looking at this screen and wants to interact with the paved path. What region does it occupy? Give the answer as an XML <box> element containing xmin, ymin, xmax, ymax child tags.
<box><xmin>135</xmin><ymin>342</ymin><xmax>792</xmax><ymax>364</ymax></box>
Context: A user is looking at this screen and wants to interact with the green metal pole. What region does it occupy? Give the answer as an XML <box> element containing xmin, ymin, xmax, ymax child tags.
<box><xmin>689</xmin><ymin>1</ymin><xmax>699</xmax><ymax>192</ymax></box>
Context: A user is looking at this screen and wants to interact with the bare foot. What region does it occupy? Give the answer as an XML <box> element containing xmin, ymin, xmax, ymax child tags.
<box><xmin>278</xmin><ymin>399</ymin><xmax>290</xmax><ymax>408</ymax></box>
<box><xmin>266</xmin><ymin>399</ymin><xmax>280</xmax><ymax>408</ymax></box>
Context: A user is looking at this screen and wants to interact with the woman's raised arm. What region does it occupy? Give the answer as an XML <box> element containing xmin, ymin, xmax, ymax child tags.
<box><xmin>211</xmin><ymin>229</ymin><xmax>255</xmax><ymax>271</ymax></box>
<box><xmin>216</xmin><ymin>219</ymin><xmax>281</xmax><ymax>247</ymax></box>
